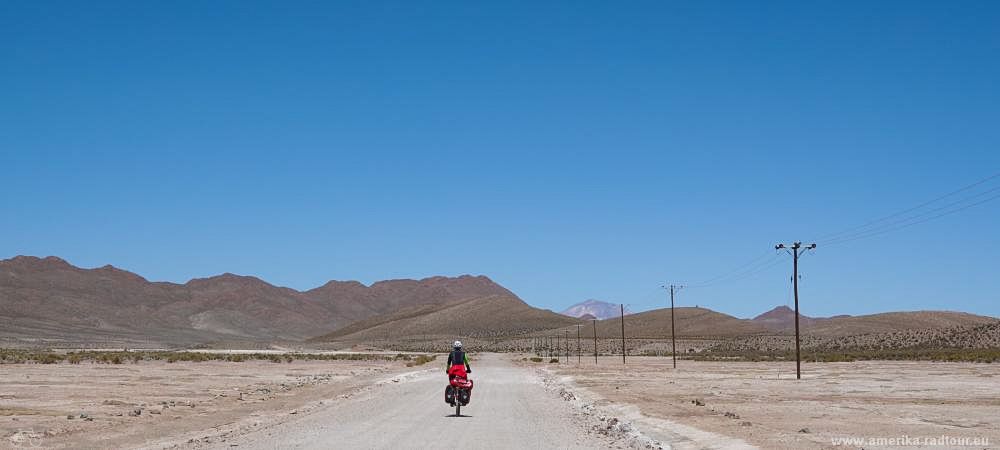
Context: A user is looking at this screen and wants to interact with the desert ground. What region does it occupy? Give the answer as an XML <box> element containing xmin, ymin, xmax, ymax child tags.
<box><xmin>0</xmin><ymin>356</ymin><xmax>414</xmax><ymax>449</ymax></box>
<box><xmin>1</xmin><ymin>352</ymin><xmax>661</xmax><ymax>450</ymax></box>
<box><xmin>3</xmin><ymin>352</ymin><xmax>998</xmax><ymax>449</ymax></box>
<box><xmin>541</xmin><ymin>356</ymin><xmax>1000</xmax><ymax>449</ymax></box>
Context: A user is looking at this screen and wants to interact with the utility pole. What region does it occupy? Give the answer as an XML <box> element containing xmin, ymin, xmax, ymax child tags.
<box><xmin>564</xmin><ymin>330</ymin><xmax>569</xmax><ymax>362</ymax></box>
<box><xmin>775</xmin><ymin>242</ymin><xmax>817</xmax><ymax>380</ymax></box>
<box><xmin>593</xmin><ymin>319</ymin><xmax>598</xmax><ymax>364</ymax></box>
<box><xmin>576</xmin><ymin>324</ymin><xmax>582</xmax><ymax>364</ymax></box>
<box><xmin>664</xmin><ymin>284</ymin><xmax>684</xmax><ymax>369</ymax></box>
<box><xmin>620</xmin><ymin>304</ymin><xmax>627</xmax><ymax>365</ymax></box>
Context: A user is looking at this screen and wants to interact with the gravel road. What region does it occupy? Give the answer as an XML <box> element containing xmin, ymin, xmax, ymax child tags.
<box><xmin>213</xmin><ymin>354</ymin><xmax>622</xmax><ymax>449</ymax></box>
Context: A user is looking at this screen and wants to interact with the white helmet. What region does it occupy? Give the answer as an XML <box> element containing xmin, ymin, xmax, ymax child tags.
<box><xmin>453</xmin><ymin>340</ymin><xmax>463</xmax><ymax>348</ymax></box>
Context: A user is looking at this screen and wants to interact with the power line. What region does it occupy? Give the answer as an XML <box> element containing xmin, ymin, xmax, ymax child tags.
<box><xmin>819</xmin><ymin>184</ymin><xmax>1000</xmax><ymax>244</ymax></box>
<box><xmin>656</xmin><ymin>171</ymin><xmax>999</xmax><ymax>314</ymax></box>
<box><xmin>685</xmin><ymin>253</ymin><xmax>778</xmax><ymax>288</ymax></box>
<box><xmin>688</xmin><ymin>253</ymin><xmax>785</xmax><ymax>288</ymax></box>
<box><xmin>810</xmin><ymin>171</ymin><xmax>1000</xmax><ymax>243</ymax></box>
<box><xmin>711</xmin><ymin>256</ymin><xmax>787</xmax><ymax>285</ymax></box>
<box><xmin>822</xmin><ymin>189</ymin><xmax>1000</xmax><ymax>247</ymax></box>
<box><xmin>685</xmin><ymin>250</ymin><xmax>777</xmax><ymax>288</ymax></box>
<box><xmin>683</xmin><ymin>171</ymin><xmax>1000</xmax><ymax>289</ymax></box>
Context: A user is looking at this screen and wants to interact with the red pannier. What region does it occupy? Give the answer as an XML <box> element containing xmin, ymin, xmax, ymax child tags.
<box><xmin>450</xmin><ymin>377</ymin><xmax>473</xmax><ymax>389</ymax></box>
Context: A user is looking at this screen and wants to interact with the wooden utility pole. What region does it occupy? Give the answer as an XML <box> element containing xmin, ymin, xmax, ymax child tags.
<box><xmin>593</xmin><ymin>319</ymin><xmax>598</xmax><ymax>364</ymax></box>
<box><xmin>564</xmin><ymin>330</ymin><xmax>569</xmax><ymax>362</ymax></box>
<box><xmin>576</xmin><ymin>324</ymin><xmax>582</xmax><ymax>364</ymax></box>
<box><xmin>775</xmin><ymin>242</ymin><xmax>816</xmax><ymax>380</ymax></box>
<box><xmin>620</xmin><ymin>304</ymin><xmax>627</xmax><ymax>365</ymax></box>
<box><xmin>667</xmin><ymin>284</ymin><xmax>684</xmax><ymax>369</ymax></box>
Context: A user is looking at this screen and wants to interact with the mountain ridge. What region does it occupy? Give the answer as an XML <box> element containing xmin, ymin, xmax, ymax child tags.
<box><xmin>2</xmin><ymin>255</ymin><xmax>996</xmax><ymax>348</ymax></box>
<box><xmin>0</xmin><ymin>255</ymin><xmax>516</xmax><ymax>346</ymax></box>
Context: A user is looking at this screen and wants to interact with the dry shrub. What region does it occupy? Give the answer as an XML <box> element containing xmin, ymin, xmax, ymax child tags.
<box><xmin>406</xmin><ymin>354</ymin><xmax>436</xmax><ymax>367</ymax></box>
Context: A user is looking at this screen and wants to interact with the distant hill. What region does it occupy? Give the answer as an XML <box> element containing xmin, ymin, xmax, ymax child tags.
<box><xmin>817</xmin><ymin>320</ymin><xmax>1000</xmax><ymax>351</ymax></box>
<box><xmin>3</xmin><ymin>255</ymin><xmax>995</xmax><ymax>349</ymax></box>
<box><xmin>924</xmin><ymin>321</ymin><xmax>1000</xmax><ymax>348</ymax></box>
<box><xmin>0</xmin><ymin>255</ymin><xmax>514</xmax><ymax>346</ymax></box>
<box><xmin>310</xmin><ymin>295</ymin><xmax>582</xmax><ymax>342</ymax></box>
<box><xmin>561</xmin><ymin>299</ymin><xmax>629</xmax><ymax>320</ymax></box>
<box><xmin>750</xmin><ymin>305</ymin><xmax>995</xmax><ymax>336</ymax></box>
<box><xmin>751</xmin><ymin>306</ymin><xmax>820</xmax><ymax>331</ymax></box>
<box><xmin>712</xmin><ymin>318</ymin><xmax>1000</xmax><ymax>355</ymax></box>
<box><xmin>581</xmin><ymin>306</ymin><xmax>770</xmax><ymax>338</ymax></box>
<box><xmin>805</xmin><ymin>311</ymin><xmax>997</xmax><ymax>336</ymax></box>
<box><xmin>562</xmin><ymin>305</ymin><xmax>998</xmax><ymax>340</ymax></box>
<box><xmin>303</xmin><ymin>275</ymin><xmax>516</xmax><ymax>325</ymax></box>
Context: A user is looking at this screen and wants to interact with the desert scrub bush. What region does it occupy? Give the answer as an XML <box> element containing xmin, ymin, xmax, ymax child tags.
<box><xmin>0</xmin><ymin>349</ymin><xmax>451</xmax><ymax>365</ymax></box>
<box><xmin>406</xmin><ymin>354</ymin><xmax>436</xmax><ymax>367</ymax></box>
<box><xmin>549</xmin><ymin>358</ymin><xmax>559</xmax><ymax>363</ymax></box>
<box><xmin>0</xmin><ymin>349</ymin><xmax>40</xmax><ymax>364</ymax></box>
<box><xmin>689</xmin><ymin>346</ymin><xmax>1000</xmax><ymax>363</ymax></box>
<box><xmin>39</xmin><ymin>353</ymin><xmax>64</xmax><ymax>364</ymax></box>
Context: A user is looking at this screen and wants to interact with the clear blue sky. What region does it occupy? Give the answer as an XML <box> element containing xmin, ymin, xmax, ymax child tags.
<box><xmin>3</xmin><ymin>1</ymin><xmax>999</xmax><ymax>318</ymax></box>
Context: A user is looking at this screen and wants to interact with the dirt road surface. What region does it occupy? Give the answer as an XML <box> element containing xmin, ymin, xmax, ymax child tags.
<box><xmin>207</xmin><ymin>354</ymin><xmax>665</xmax><ymax>449</ymax></box>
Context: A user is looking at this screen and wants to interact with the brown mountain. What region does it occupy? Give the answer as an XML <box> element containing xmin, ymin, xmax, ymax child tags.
<box><xmin>751</xmin><ymin>306</ymin><xmax>820</xmax><ymax>331</ymax></box>
<box><xmin>4</xmin><ymin>255</ymin><xmax>996</xmax><ymax>348</ymax></box>
<box><xmin>310</xmin><ymin>295</ymin><xmax>582</xmax><ymax>342</ymax></box>
<box><xmin>579</xmin><ymin>306</ymin><xmax>771</xmax><ymax>339</ymax></box>
<box><xmin>561</xmin><ymin>305</ymin><xmax>998</xmax><ymax>341</ymax></box>
<box><xmin>0</xmin><ymin>255</ymin><xmax>515</xmax><ymax>346</ymax></box>
<box><xmin>805</xmin><ymin>311</ymin><xmax>997</xmax><ymax>336</ymax></box>
<box><xmin>750</xmin><ymin>305</ymin><xmax>995</xmax><ymax>336</ymax></box>
<box><xmin>813</xmin><ymin>320</ymin><xmax>1000</xmax><ymax>351</ymax></box>
<box><xmin>303</xmin><ymin>275</ymin><xmax>516</xmax><ymax>325</ymax></box>
<box><xmin>170</xmin><ymin>273</ymin><xmax>335</xmax><ymax>341</ymax></box>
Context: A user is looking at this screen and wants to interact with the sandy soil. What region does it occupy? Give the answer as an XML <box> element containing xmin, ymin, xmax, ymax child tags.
<box><xmin>2</xmin><ymin>354</ymin><xmax>679</xmax><ymax>450</ymax></box>
<box><xmin>542</xmin><ymin>356</ymin><xmax>1000</xmax><ymax>449</ymax></box>
<box><xmin>1</xmin><ymin>358</ymin><xmax>410</xmax><ymax>449</ymax></box>
<box><xmin>5</xmin><ymin>354</ymin><xmax>996</xmax><ymax>449</ymax></box>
